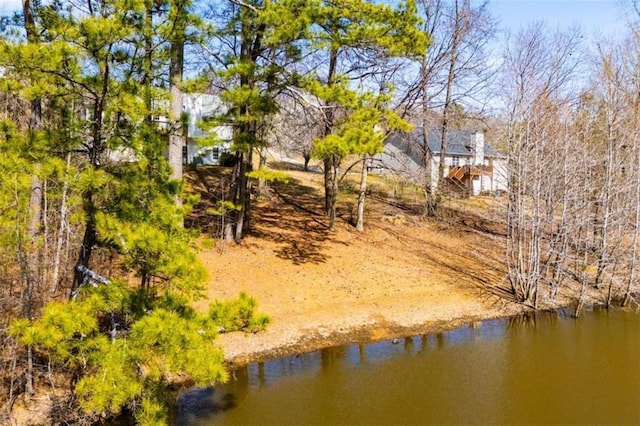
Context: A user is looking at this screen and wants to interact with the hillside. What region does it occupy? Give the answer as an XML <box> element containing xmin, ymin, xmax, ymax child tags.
<box><xmin>185</xmin><ymin>161</ymin><xmax>544</xmax><ymax>367</ymax></box>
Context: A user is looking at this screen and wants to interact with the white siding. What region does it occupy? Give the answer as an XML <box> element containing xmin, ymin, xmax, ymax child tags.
<box><xmin>183</xmin><ymin>94</ymin><xmax>232</xmax><ymax>165</ymax></box>
<box><xmin>372</xmin><ymin>131</ymin><xmax>508</xmax><ymax>196</ymax></box>
<box><xmin>492</xmin><ymin>158</ymin><xmax>508</xmax><ymax>192</ymax></box>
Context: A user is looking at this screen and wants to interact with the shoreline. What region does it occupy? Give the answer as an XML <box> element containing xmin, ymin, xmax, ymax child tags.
<box><xmin>215</xmin><ymin>289</ymin><xmax>618</xmax><ymax>369</ymax></box>
<box><xmin>216</xmin><ymin>295</ymin><xmax>529</xmax><ymax>368</ymax></box>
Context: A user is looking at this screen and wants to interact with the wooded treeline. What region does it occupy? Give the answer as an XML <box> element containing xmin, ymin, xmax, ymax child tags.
<box><xmin>500</xmin><ymin>22</ymin><xmax>640</xmax><ymax>311</ymax></box>
<box><xmin>0</xmin><ymin>0</ymin><xmax>424</xmax><ymax>422</ymax></box>
<box><xmin>0</xmin><ymin>0</ymin><xmax>639</xmax><ymax>423</ymax></box>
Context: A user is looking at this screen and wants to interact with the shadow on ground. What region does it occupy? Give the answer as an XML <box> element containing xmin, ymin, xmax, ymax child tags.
<box><xmin>252</xmin><ymin>177</ymin><xmax>334</xmax><ymax>265</ymax></box>
<box><xmin>185</xmin><ymin>165</ymin><xmax>509</xmax><ymax>274</ymax></box>
<box><xmin>185</xmin><ymin>167</ymin><xmax>338</xmax><ymax>265</ymax></box>
<box><xmin>183</xmin><ymin>166</ymin><xmax>233</xmax><ymax>236</ymax></box>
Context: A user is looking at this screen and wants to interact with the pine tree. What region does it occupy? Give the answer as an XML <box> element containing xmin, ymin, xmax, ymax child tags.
<box><xmin>10</xmin><ymin>281</ymin><xmax>270</xmax><ymax>423</ymax></box>
<box><xmin>201</xmin><ymin>0</ymin><xmax>425</xmax><ymax>236</ymax></box>
<box><xmin>311</xmin><ymin>91</ymin><xmax>412</xmax><ymax>230</ymax></box>
<box><xmin>203</xmin><ymin>0</ymin><xmax>309</xmax><ymax>242</ymax></box>
<box><xmin>1</xmin><ymin>1</ymin><xmax>270</xmax><ymax>422</ymax></box>
<box><xmin>303</xmin><ymin>0</ymin><xmax>427</xmax><ymax>229</ymax></box>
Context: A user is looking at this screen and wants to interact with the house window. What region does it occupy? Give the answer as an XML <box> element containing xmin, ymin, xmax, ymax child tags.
<box><xmin>452</xmin><ymin>156</ymin><xmax>460</xmax><ymax>167</ymax></box>
<box><xmin>211</xmin><ymin>147</ymin><xmax>220</xmax><ymax>161</ymax></box>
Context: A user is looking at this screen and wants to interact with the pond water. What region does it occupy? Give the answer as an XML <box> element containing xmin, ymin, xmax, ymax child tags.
<box><xmin>177</xmin><ymin>307</ymin><xmax>639</xmax><ymax>425</ymax></box>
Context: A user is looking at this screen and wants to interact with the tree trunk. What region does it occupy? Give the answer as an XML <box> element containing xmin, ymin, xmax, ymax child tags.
<box><xmin>594</xmin><ymin>122</ymin><xmax>615</xmax><ymax>289</ymax></box>
<box><xmin>225</xmin><ymin>152</ymin><xmax>241</xmax><ymax>241</ymax></box>
<box><xmin>355</xmin><ymin>155</ymin><xmax>369</xmax><ymax>231</ymax></box>
<box><xmin>323</xmin><ymin>48</ymin><xmax>339</xmax><ymax>223</ymax></box>
<box><xmin>327</xmin><ymin>155</ymin><xmax>339</xmax><ymax>230</ymax></box>
<box><xmin>52</xmin><ymin>152</ymin><xmax>71</xmax><ymax>294</ymax></box>
<box><xmin>70</xmin><ymin>50</ymin><xmax>108</xmax><ymax>296</ymax></box>
<box><xmin>168</xmin><ymin>1</ymin><xmax>186</xmax><ymax>183</ymax></box>
<box><xmin>224</xmin><ymin>9</ymin><xmax>265</xmax><ymax>242</ymax></box>
<box><xmin>169</xmin><ymin>43</ymin><xmax>184</xmax><ymax>182</ymax></box>
<box><xmin>23</xmin><ymin>0</ymin><xmax>42</xmax><ymax>396</ymax></box>
<box><xmin>303</xmin><ymin>152</ymin><xmax>311</xmax><ymax>171</ymax></box>
<box><xmin>257</xmin><ymin>147</ymin><xmax>268</xmax><ymax>197</ymax></box>
<box><xmin>70</xmin><ymin>211</ymin><xmax>97</xmax><ymax>298</ymax></box>
<box><xmin>434</xmin><ymin>0</ymin><xmax>463</xmax><ymax>211</ymax></box>
<box><xmin>324</xmin><ymin>158</ymin><xmax>331</xmax><ymax>213</ymax></box>
<box><xmin>23</xmin><ymin>0</ymin><xmax>43</xmax><ymax>308</ymax></box>
<box><xmin>234</xmin><ymin>149</ymin><xmax>253</xmax><ymax>242</ymax></box>
<box><xmin>420</xmin><ymin>56</ymin><xmax>436</xmax><ymax>217</ymax></box>
<box><xmin>143</xmin><ymin>2</ymin><xmax>154</xmax><ymax>124</ymax></box>
<box><xmin>623</xmin><ymin>146</ymin><xmax>640</xmax><ymax>306</ymax></box>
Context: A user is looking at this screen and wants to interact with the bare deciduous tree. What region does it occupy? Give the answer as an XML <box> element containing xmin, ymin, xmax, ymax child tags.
<box><xmin>270</xmin><ymin>91</ymin><xmax>324</xmax><ymax>171</ymax></box>
<box><xmin>400</xmin><ymin>0</ymin><xmax>497</xmax><ymax>216</ymax></box>
<box><xmin>500</xmin><ymin>22</ymin><xmax>583</xmax><ymax>307</ymax></box>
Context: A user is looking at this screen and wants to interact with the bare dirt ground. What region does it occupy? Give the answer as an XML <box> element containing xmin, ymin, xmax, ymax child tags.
<box><xmin>185</xmin><ymin>161</ymin><xmax>536</xmax><ymax>368</ymax></box>
<box><xmin>3</xmin><ymin>160</ymin><xmax>609</xmax><ymax>426</ymax></box>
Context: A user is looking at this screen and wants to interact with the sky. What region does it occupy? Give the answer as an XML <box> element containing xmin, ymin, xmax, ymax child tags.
<box><xmin>1</xmin><ymin>0</ymin><xmax>22</xmax><ymax>16</ymax></box>
<box><xmin>0</xmin><ymin>0</ymin><xmax>632</xmax><ymax>38</ymax></box>
<box><xmin>489</xmin><ymin>0</ymin><xmax>630</xmax><ymax>38</ymax></box>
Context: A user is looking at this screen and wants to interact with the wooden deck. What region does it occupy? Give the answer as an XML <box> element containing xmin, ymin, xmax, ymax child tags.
<box><xmin>447</xmin><ymin>165</ymin><xmax>493</xmax><ymax>181</ymax></box>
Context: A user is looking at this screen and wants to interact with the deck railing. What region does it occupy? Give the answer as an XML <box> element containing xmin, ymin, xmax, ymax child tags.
<box><xmin>448</xmin><ymin>165</ymin><xmax>493</xmax><ymax>180</ymax></box>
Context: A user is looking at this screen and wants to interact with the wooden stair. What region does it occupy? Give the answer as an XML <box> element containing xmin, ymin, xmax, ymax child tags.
<box><xmin>448</xmin><ymin>166</ymin><xmax>466</xmax><ymax>181</ymax></box>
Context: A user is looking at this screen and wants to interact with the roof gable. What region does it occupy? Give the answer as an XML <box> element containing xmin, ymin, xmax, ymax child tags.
<box><xmin>386</xmin><ymin>128</ymin><xmax>506</xmax><ymax>159</ymax></box>
<box><xmin>426</xmin><ymin>129</ymin><xmax>475</xmax><ymax>156</ymax></box>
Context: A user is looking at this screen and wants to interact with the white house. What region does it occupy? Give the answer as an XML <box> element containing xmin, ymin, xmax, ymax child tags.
<box><xmin>371</xmin><ymin>129</ymin><xmax>508</xmax><ymax>196</ymax></box>
<box><xmin>145</xmin><ymin>93</ymin><xmax>232</xmax><ymax>166</ymax></box>
<box><xmin>182</xmin><ymin>93</ymin><xmax>232</xmax><ymax>166</ymax></box>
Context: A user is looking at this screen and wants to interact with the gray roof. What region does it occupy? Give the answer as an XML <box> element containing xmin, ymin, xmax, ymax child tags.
<box><xmin>387</xmin><ymin>128</ymin><xmax>506</xmax><ymax>159</ymax></box>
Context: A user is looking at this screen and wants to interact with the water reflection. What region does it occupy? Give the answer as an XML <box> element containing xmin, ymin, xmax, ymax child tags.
<box><xmin>177</xmin><ymin>388</ymin><xmax>236</xmax><ymax>424</ymax></box>
<box><xmin>178</xmin><ymin>308</ymin><xmax>640</xmax><ymax>426</ymax></box>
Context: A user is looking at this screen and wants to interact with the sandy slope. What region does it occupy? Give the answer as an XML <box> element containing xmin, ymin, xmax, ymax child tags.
<box><xmin>187</xmin><ymin>167</ymin><xmax>530</xmax><ymax>367</ymax></box>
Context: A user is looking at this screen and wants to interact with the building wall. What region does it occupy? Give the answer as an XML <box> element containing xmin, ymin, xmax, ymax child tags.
<box><xmin>471</xmin><ymin>158</ymin><xmax>508</xmax><ymax>195</ymax></box>
<box><xmin>424</xmin><ymin>154</ymin><xmax>508</xmax><ymax>196</ymax></box>
<box><xmin>428</xmin><ymin>154</ymin><xmax>474</xmax><ymax>192</ymax></box>
<box><xmin>492</xmin><ymin>158</ymin><xmax>508</xmax><ymax>193</ymax></box>
<box><xmin>183</xmin><ymin>93</ymin><xmax>232</xmax><ymax>166</ymax></box>
<box><xmin>372</xmin><ymin>131</ymin><xmax>509</xmax><ymax>196</ymax></box>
